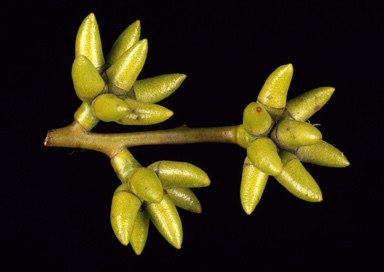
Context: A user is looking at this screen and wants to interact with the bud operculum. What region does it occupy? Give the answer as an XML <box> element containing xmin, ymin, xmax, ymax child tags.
<box><xmin>247</xmin><ymin>137</ymin><xmax>282</xmax><ymax>176</ymax></box>
<box><xmin>270</xmin><ymin>118</ymin><xmax>322</xmax><ymax>150</ymax></box>
<box><xmin>110</xmin><ymin>183</ymin><xmax>142</xmax><ymax>246</ymax></box>
<box><xmin>240</xmin><ymin>157</ymin><xmax>269</xmax><ymax>214</ymax></box>
<box><xmin>275</xmin><ymin>151</ymin><xmax>322</xmax><ymax>202</ymax></box>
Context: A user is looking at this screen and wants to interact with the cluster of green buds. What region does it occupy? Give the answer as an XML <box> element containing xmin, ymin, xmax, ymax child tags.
<box><xmin>237</xmin><ymin>64</ymin><xmax>350</xmax><ymax>214</ymax></box>
<box><xmin>72</xmin><ymin>13</ymin><xmax>186</xmax><ymax>130</ymax></box>
<box><xmin>110</xmin><ymin>148</ymin><xmax>210</xmax><ymax>254</ymax></box>
<box><xmin>46</xmin><ymin>13</ymin><xmax>350</xmax><ymax>255</ymax></box>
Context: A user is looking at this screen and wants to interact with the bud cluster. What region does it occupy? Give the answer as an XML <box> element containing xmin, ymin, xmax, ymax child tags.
<box><xmin>238</xmin><ymin>64</ymin><xmax>350</xmax><ymax>214</ymax></box>
<box><xmin>110</xmin><ymin>149</ymin><xmax>210</xmax><ymax>254</ymax></box>
<box><xmin>71</xmin><ymin>13</ymin><xmax>186</xmax><ymax>130</ymax></box>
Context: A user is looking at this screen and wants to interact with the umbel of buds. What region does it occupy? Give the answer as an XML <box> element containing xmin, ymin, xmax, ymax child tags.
<box><xmin>44</xmin><ymin>13</ymin><xmax>349</xmax><ymax>255</ymax></box>
<box><xmin>238</xmin><ymin>64</ymin><xmax>349</xmax><ymax>214</ymax></box>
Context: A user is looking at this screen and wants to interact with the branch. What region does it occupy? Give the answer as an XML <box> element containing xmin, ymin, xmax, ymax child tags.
<box><xmin>44</xmin><ymin>120</ymin><xmax>241</xmax><ymax>157</ymax></box>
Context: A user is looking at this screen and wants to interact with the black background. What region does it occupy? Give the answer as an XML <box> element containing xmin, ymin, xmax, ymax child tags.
<box><xmin>3</xmin><ymin>1</ymin><xmax>382</xmax><ymax>270</ymax></box>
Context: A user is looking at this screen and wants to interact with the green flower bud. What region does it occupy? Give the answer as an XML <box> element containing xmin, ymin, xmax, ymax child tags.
<box><xmin>247</xmin><ymin>137</ymin><xmax>282</xmax><ymax>176</ymax></box>
<box><xmin>129</xmin><ymin>167</ymin><xmax>164</xmax><ymax>203</ymax></box>
<box><xmin>75</xmin><ymin>13</ymin><xmax>105</xmax><ymax>71</ymax></box>
<box><xmin>270</xmin><ymin>119</ymin><xmax>322</xmax><ymax>150</ymax></box>
<box><xmin>275</xmin><ymin>151</ymin><xmax>322</xmax><ymax>202</ymax></box>
<box><xmin>73</xmin><ymin>102</ymin><xmax>99</xmax><ymax>131</ymax></box>
<box><xmin>91</xmin><ymin>93</ymin><xmax>129</xmax><ymax>122</ymax></box>
<box><xmin>105</xmin><ymin>39</ymin><xmax>148</xmax><ymax>95</ymax></box>
<box><xmin>110</xmin><ymin>183</ymin><xmax>142</xmax><ymax>246</ymax></box>
<box><xmin>72</xmin><ymin>55</ymin><xmax>106</xmax><ymax>102</ymax></box>
<box><xmin>146</xmin><ymin>194</ymin><xmax>183</xmax><ymax>249</ymax></box>
<box><xmin>235</xmin><ymin>124</ymin><xmax>256</xmax><ymax>148</ymax></box>
<box><xmin>130</xmin><ymin>74</ymin><xmax>187</xmax><ymax>103</ymax></box>
<box><xmin>116</xmin><ymin>97</ymin><xmax>173</xmax><ymax>125</ymax></box>
<box><xmin>167</xmin><ymin>188</ymin><xmax>202</xmax><ymax>214</ymax></box>
<box><xmin>106</xmin><ymin>20</ymin><xmax>141</xmax><ymax>65</ymax></box>
<box><xmin>240</xmin><ymin>157</ymin><xmax>269</xmax><ymax>215</ymax></box>
<box><xmin>130</xmin><ymin>209</ymin><xmax>150</xmax><ymax>255</ymax></box>
<box><xmin>110</xmin><ymin>148</ymin><xmax>141</xmax><ymax>183</ymax></box>
<box><xmin>257</xmin><ymin>64</ymin><xmax>293</xmax><ymax>121</ymax></box>
<box><xmin>148</xmin><ymin>160</ymin><xmax>210</xmax><ymax>189</ymax></box>
<box><xmin>242</xmin><ymin>102</ymin><xmax>274</xmax><ymax>136</ymax></box>
<box><xmin>285</xmin><ymin>87</ymin><xmax>335</xmax><ymax>121</ymax></box>
<box><xmin>295</xmin><ymin>140</ymin><xmax>350</xmax><ymax>167</ymax></box>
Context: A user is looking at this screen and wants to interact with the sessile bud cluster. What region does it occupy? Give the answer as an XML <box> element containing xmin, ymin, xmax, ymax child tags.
<box><xmin>238</xmin><ymin>64</ymin><xmax>349</xmax><ymax>214</ymax></box>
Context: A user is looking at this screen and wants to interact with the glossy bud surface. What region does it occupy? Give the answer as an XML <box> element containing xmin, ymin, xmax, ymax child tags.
<box><xmin>92</xmin><ymin>93</ymin><xmax>129</xmax><ymax>122</ymax></box>
<box><xmin>247</xmin><ymin>137</ymin><xmax>282</xmax><ymax>176</ymax></box>
<box><xmin>129</xmin><ymin>167</ymin><xmax>164</xmax><ymax>203</ymax></box>
<box><xmin>148</xmin><ymin>160</ymin><xmax>210</xmax><ymax>189</ymax></box>
<box><xmin>146</xmin><ymin>194</ymin><xmax>183</xmax><ymax>249</ymax></box>
<box><xmin>110</xmin><ymin>183</ymin><xmax>142</xmax><ymax>246</ymax></box>
<box><xmin>275</xmin><ymin>151</ymin><xmax>322</xmax><ymax>202</ymax></box>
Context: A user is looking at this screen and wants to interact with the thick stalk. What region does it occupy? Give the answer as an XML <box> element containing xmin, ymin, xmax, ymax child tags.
<box><xmin>44</xmin><ymin>121</ymin><xmax>240</xmax><ymax>157</ymax></box>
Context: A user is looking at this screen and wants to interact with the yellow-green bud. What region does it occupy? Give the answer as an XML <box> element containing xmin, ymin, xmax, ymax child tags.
<box><xmin>270</xmin><ymin>119</ymin><xmax>322</xmax><ymax>150</ymax></box>
<box><xmin>148</xmin><ymin>160</ymin><xmax>210</xmax><ymax>189</ymax></box>
<box><xmin>75</xmin><ymin>13</ymin><xmax>105</xmax><ymax>71</ymax></box>
<box><xmin>72</xmin><ymin>55</ymin><xmax>106</xmax><ymax>102</ymax></box>
<box><xmin>116</xmin><ymin>97</ymin><xmax>173</xmax><ymax>125</ymax></box>
<box><xmin>257</xmin><ymin>64</ymin><xmax>293</xmax><ymax>121</ymax></box>
<box><xmin>131</xmin><ymin>74</ymin><xmax>187</xmax><ymax>103</ymax></box>
<box><xmin>129</xmin><ymin>167</ymin><xmax>164</xmax><ymax>203</ymax></box>
<box><xmin>91</xmin><ymin>93</ymin><xmax>129</xmax><ymax>122</ymax></box>
<box><xmin>106</xmin><ymin>39</ymin><xmax>148</xmax><ymax>95</ymax></box>
<box><xmin>240</xmin><ymin>157</ymin><xmax>269</xmax><ymax>215</ymax></box>
<box><xmin>106</xmin><ymin>20</ymin><xmax>141</xmax><ymax>65</ymax></box>
<box><xmin>130</xmin><ymin>209</ymin><xmax>149</xmax><ymax>255</ymax></box>
<box><xmin>110</xmin><ymin>183</ymin><xmax>142</xmax><ymax>246</ymax></box>
<box><xmin>110</xmin><ymin>148</ymin><xmax>141</xmax><ymax>183</ymax></box>
<box><xmin>146</xmin><ymin>194</ymin><xmax>183</xmax><ymax>249</ymax></box>
<box><xmin>73</xmin><ymin>102</ymin><xmax>99</xmax><ymax>131</ymax></box>
<box><xmin>275</xmin><ymin>151</ymin><xmax>322</xmax><ymax>202</ymax></box>
<box><xmin>242</xmin><ymin>102</ymin><xmax>274</xmax><ymax>136</ymax></box>
<box><xmin>295</xmin><ymin>140</ymin><xmax>350</xmax><ymax>168</ymax></box>
<box><xmin>247</xmin><ymin>137</ymin><xmax>282</xmax><ymax>176</ymax></box>
<box><xmin>167</xmin><ymin>188</ymin><xmax>202</xmax><ymax>214</ymax></box>
<box><xmin>285</xmin><ymin>87</ymin><xmax>335</xmax><ymax>121</ymax></box>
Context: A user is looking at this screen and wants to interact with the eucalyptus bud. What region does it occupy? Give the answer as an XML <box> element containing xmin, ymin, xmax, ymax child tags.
<box><xmin>167</xmin><ymin>188</ymin><xmax>202</xmax><ymax>214</ymax></box>
<box><xmin>275</xmin><ymin>151</ymin><xmax>322</xmax><ymax>202</ymax></box>
<box><xmin>72</xmin><ymin>55</ymin><xmax>106</xmax><ymax>102</ymax></box>
<box><xmin>242</xmin><ymin>102</ymin><xmax>274</xmax><ymax>136</ymax></box>
<box><xmin>129</xmin><ymin>167</ymin><xmax>164</xmax><ymax>203</ymax></box>
<box><xmin>73</xmin><ymin>102</ymin><xmax>99</xmax><ymax>131</ymax></box>
<box><xmin>285</xmin><ymin>87</ymin><xmax>335</xmax><ymax>121</ymax></box>
<box><xmin>146</xmin><ymin>194</ymin><xmax>183</xmax><ymax>249</ymax></box>
<box><xmin>106</xmin><ymin>39</ymin><xmax>148</xmax><ymax>95</ymax></box>
<box><xmin>130</xmin><ymin>74</ymin><xmax>187</xmax><ymax>103</ymax></box>
<box><xmin>106</xmin><ymin>20</ymin><xmax>141</xmax><ymax>65</ymax></box>
<box><xmin>130</xmin><ymin>209</ymin><xmax>150</xmax><ymax>255</ymax></box>
<box><xmin>240</xmin><ymin>157</ymin><xmax>269</xmax><ymax>215</ymax></box>
<box><xmin>110</xmin><ymin>183</ymin><xmax>142</xmax><ymax>246</ymax></box>
<box><xmin>75</xmin><ymin>13</ymin><xmax>105</xmax><ymax>71</ymax></box>
<box><xmin>295</xmin><ymin>140</ymin><xmax>350</xmax><ymax>167</ymax></box>
<box><xmin>270</xmin><ymin>118</ymin><xmax>322</xmax><ymax>150</ymax></box>
<box><xmin>148</xmin><ymin>160</ymin><xmax>210</xmax><ymax>189</ymax></box>
<box><xmin>247</xmin><ymin>137</ymin><xmax>282</xmax><ymax>176</ymax></box>
<box><xmin>257</xmin><ymin>64</ymin><xmax>293</xmax><ymax>121</ymax></box>
<box><xmin>116</xmin><ymin>97</ymin><xmax>173</xmax><ymax>125</ymax></box>
<box><xmin>91</xmin><ymin>93</ymin><xmax>129</xmax><ymax>122</ymax></box>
